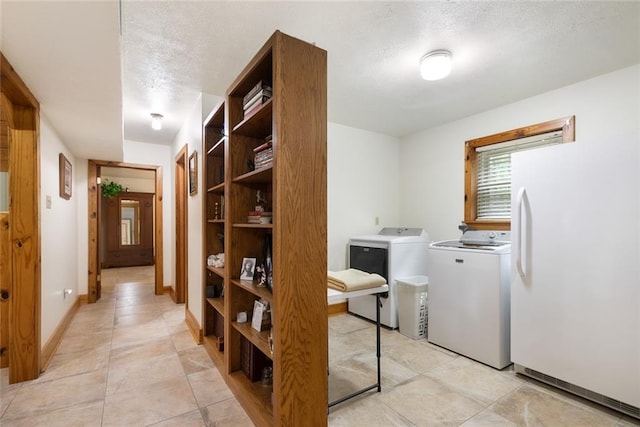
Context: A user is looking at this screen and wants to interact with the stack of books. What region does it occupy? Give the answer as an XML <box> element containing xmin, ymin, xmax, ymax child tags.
<box><xmin>253</xmin><ymin>135</ymin><xmax>273</xmax><ymax>169</ymax></box>
<box><xmin>247</xmin><ymin>211</ymin><xmax>263</xmax><ymax>224</ymax></box>
<box><xmin>247</xmin><ymin>211</ymin><xmax>272</xmax><ymax>224</ymax></box>
<box><xmin>243</xmin><ymin>81</ymin><xmax>272</xmax><ymax>118</ymax></box>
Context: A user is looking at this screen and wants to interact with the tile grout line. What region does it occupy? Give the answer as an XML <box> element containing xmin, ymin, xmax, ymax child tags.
<box><xmin>100</xmin><ymin>278</ymin><xmax>120</xmax><ymax>427</ymax></box>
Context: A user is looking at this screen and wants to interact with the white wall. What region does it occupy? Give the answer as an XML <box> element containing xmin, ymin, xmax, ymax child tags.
<box><xmin>400</xmin><ymin>64</ymin><xmax>640</xmax><ymax>242</ymax></box>
<box><xmin>123</xmin><ymin>140</ymin><xmax>173</xmax><ymax>287</ymax></box>
<box><xmin>327</xmin><ymin>123</ymin><xmax>400</xmax><ymax>270</ymax></box>
<box><xmin>40</xmin><ymin>114</ymin><xmax>79</xmax><ymax>346</ymax></box>
<box><xmin>171</xmin><ymin>94</ymin><xmax>212</xmax><ymax>326</ymax></box>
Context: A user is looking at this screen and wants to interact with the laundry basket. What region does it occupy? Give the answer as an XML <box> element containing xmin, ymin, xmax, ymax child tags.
<box><xmin>396</xmin><ymin>276</ymin><xmax>428</xmax><ymax>339</ymax></box>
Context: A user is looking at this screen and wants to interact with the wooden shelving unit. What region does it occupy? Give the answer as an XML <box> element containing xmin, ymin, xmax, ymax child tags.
<box><xmin>202</xmin><ymin>102</ymin><xmax>226</xmax><ymax>373</ymax></box>
<box><xmin>202</xmin><ymin>30</ymin><xmax>327</xmax><ymax>426</ymax></box>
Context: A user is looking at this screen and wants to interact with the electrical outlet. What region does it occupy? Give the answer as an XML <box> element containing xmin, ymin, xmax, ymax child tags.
<box><xmin>375</xmin><ymin>216</ymin><xmax>379</xmax><ymax>225</ymax></box>
<box><xmin>46</xmin><ymin>195</ymin><xmax>52</xmax><ymax>209</ymax></box>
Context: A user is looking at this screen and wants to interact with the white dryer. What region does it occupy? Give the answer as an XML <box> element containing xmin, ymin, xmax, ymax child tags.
<box><xmin>348</xmin><ymin>228</ymin><xmax>429</xmax><ymax>328</ymax></box>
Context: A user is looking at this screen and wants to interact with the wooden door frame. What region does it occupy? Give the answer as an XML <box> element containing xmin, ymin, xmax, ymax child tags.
<box><xmin>88</xmin><ymin>160</ymin><xmax>163</xmax><ymax>301</ymax></box>
<box><xmin>1</xmin><ymin>52</ymin><xmax>41</xmax><ymax>383</ymax></box>
<box><xmin>174</xmin><ymin>145</ymin><xmax>187</xmax><ymax>304</ymax></box>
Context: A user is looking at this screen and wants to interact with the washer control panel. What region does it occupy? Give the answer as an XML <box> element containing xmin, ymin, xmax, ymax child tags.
<box><xmin>460</xmin><ymin>230</ymin><xmax>511</xmax><ymax>246</ymax></box>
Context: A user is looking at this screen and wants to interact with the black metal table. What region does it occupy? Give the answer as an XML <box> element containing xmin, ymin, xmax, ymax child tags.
<box><xmin>327</xmin><ymin>284</ymin><xmax>388</xmax><ymax>409</ymax></box>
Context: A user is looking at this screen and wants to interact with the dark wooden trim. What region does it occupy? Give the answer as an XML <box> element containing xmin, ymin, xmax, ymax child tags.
<box><xmin>154</xmin><ymin>166</ymin><xmax>164</xmax><ymax>296</ymax></box>
<box><xmin>0</xmin><ymin>213</ymin><xmax>10</xmax><ymax>369</ymax></box>
<box><xmin>0</xmin><ymin>52</ymin><xmax>39</xmax><ymax>108</ymax></box>
<box><xmin>466</xmin><ymin>116</ymin><xmax>575</xmax><ymax>148</ymax></box>
<box><xmin>175</xmin><ymin>145</ymin><xmax>187</xmax><ymax>305</ymax></box>
<box><xmin>464</xmin><ymin>116</ymin><xmax>575</xmax><ymax>230</ymax></box>
<box><xmin>87</xmin><ymin>160</ymin><xmax>99</xmax><ymax>303</ymax></box>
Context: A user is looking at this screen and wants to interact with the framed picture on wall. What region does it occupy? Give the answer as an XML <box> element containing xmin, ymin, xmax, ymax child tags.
<box><xmin>59</xmin><ymin>153</ymin><xmax>72</xmax><ymax>199</ymax></box>
<box><xmin>189</xmin><ymin>150</ymin><xmax>198</xmax><ymax>196</ymax></box>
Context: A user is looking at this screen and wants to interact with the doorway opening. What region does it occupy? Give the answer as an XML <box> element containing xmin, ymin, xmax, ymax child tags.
<box><xmin>88</xmin><ymin>161</ymin><xmax>164</xmax><ymax>303</ymax></box>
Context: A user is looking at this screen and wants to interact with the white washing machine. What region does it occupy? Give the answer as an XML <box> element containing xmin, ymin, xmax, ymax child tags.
<box><xmin>428</xmin><ymin>230</ymin><xmax>511</xmax><ymax>369</ymax></box>
<box><xmin>348</xmin><ymin>227</ymin><xmax>429</xmax><ymax>328</ymax></box>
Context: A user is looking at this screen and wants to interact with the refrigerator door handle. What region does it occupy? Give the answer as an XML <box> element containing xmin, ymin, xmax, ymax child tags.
<box><xmin>516</xmin><ymin>187</ymin><xmax>527</xmax><ymax>279</ymax></box>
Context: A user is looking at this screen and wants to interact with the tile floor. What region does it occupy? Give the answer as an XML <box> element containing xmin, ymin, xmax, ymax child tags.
<box><xmin>1</xmin><ymin>266</ymin><xmax>638</xmax><ymax>426</ymax></box>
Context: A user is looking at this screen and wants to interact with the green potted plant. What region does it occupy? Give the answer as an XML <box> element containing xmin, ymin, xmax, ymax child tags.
<box><xmin>101</xmin><ymin>180</ymin><xmax>124</xmax><ymax>198</ymax></box>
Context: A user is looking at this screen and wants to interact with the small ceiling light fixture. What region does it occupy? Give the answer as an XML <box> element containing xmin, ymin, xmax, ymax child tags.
<box><xmin>420</xmin><ymin>50</ymin><xmax>452</xmax><ymax>81</ymax></box>
<box><xmin>150</xmin><ymin>113</ymin><xmax>163</xmax><ymax>130</ymax></box>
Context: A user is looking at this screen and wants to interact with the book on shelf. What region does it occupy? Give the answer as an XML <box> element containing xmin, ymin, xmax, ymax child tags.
<box><xmin>243</xmin><ymin>100</ymin><xmax>269</xmax><ymax>119</ymax></box>
<box><xmin>254</xmin><ymin>154</ymin><xmax>273</xmax><ymax>170</ymax></box>
<box><xmin>247</xmin><ymin>210</ymin><xmax>272</xmax><ymax>224</ymax></box>
<box><xmin>243</xmin><ymin>90</ymin><xmax>272</xmax><ymax>110</ymax></box>
<box><xmin>240</xmin><ymin>335</ymin><xmax>271</xmax><ymax>382</ymax></box>
<box><xmin>243</xmin><ymin>80</ymin><xmax>272</xmax><ymax>105</ymax></box>
<box><xmin>255</xmin><ymin>149</ymin><xmax>273</xmax><ymax>162</ymax></box>
<box><xmin>253</xmin><ymin>141</ymin><xmax>272</xmax><ymax>153</ymax></box>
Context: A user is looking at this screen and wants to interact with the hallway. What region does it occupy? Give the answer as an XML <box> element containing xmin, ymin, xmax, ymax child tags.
<box><xmin>0</xmin><ymin>266</ymin><xmax>253</xmax><ymax>426</ymax></box>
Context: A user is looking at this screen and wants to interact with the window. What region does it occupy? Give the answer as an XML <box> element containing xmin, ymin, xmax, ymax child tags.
<box><xmin>464</xmin><ymin>116</ymin><xmax>575</xmax><ymax>230</ymax></box>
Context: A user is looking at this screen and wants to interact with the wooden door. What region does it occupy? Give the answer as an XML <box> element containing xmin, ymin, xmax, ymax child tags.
<box><xmin>101</xmin><ymin>192</ymin><xmax>155</xmax><ymax>268</ymax></box>
<box><xmin>1</xmin><ymin>53</ymin><xmax>41</xmax><ymax>383</ymax></box>
<box><xmin>174</xmin><ymin>146</ymin><xmax>187</xmax><ymax>304</ymax></box>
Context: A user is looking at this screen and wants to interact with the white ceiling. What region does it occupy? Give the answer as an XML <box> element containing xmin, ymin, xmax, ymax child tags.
<box><xmin>2</xmin><ymin>1</ymin><xmax>639</xmax><ymax>162</ymax></box>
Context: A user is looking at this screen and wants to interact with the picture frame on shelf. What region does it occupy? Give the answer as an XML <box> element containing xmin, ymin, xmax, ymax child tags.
<box><xmin>189</xmin><ymin>150</ymin><xmax>198</xmax><ymax>196</ymax></box>
<box><xmin>240</xmin><ymin>257</ymin><xmax>256</xmax><ymax>281</ymax></box>
<box><xmin>59</xmin><ymin>153</ymin><xmax>72</xmax><ymax>200</ymax></box>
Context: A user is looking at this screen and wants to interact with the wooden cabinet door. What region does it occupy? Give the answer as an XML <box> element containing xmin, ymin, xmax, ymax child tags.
<box><xmin>101</xmin><ymin>192</ymin><xmax>154</xmax><ymax>268</ymax></box>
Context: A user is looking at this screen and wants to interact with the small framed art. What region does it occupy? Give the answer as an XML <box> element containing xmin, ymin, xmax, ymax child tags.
<box><xmin>189</xmin><ymin>150</ymin><xmax>198</xmax><ymax>196</ymax></box>
<box><xmin>240</xmin><ymin>257</ymin><xmax>256</xmax><ymax>281</ymax></box>
<box><xmin>59</xmin><ymin>153</ymin><xmax>72</xmax><ymax>200</ymax></box>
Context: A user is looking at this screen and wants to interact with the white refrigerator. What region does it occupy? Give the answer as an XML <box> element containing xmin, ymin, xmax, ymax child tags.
<box><xmin>511</xmin><ymin>133</ymin><xmax>639</xmax><ymax>418</ymax></box>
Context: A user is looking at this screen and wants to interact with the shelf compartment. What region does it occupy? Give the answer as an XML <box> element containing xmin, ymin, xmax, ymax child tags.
<box><xmin>232</xmin><ymin>99</ymin><xmax>273</xmax><ymax>138</ymax></box>
<box><xmin>207</xmin><ymin>182</ymin><xmax>225</xmax><ymax>193</ymax></box>
<box><xmin>206</xmin><ymin>266</ymin><xmax>225</xmax><ymax>278</ymax></box>
<box><xmin>206</xmin><ymin>297</ymin><xmax>225</xmax><ymax>315</ymax></box>
<box><xmin>232</xmin><ymin>321</ymin><xmax>273</xmax><ymax>360</ymax></box>
<box><xmin>231</xmin><ymin>279</ymin><xmax>273</xmax><ymax>303</ymax></box>
<box><xmin>232</xmin><ymin>223</ymin><xmax>273</xmax><ymax>230</ymax></box>
<box><xmin>227</xmin><ymin>371</ymin><xmax>273</xmax><ymax>426</ymax></box>
<box><xmin>207</xmin><ymin>136</ymin><xmax>226</xmax><ymax>156</ymax></box>
<box><xmin>202</xmin><ymin>335</ymin><xmax>225</xmax><ymax>372</ymax></box>
<box><xmin>232</xmin><ymin>166</ymin><xmax>272</xmax><ymax>185</ymax></box>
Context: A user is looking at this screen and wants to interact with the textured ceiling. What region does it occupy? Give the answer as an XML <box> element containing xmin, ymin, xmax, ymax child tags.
<box><xmin>2</xmin><ymin>1</ymin><xmax>639</xmax><ymax>161</ymax></box>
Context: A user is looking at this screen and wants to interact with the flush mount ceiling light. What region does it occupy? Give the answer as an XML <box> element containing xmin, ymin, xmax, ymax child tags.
<box><xmin>420</xmin><ymin>50</ymin><xmax>452</xmax><ymax>81</ymax></box>
<box><xmin>150</xmin><ymin>113</ymin><xmax>163</xmax><ymax>130</ymax></box>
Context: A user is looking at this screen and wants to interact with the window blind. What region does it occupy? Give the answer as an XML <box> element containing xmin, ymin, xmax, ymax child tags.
<box><xmin>476</xmin><ymin>131</ymin><xmax>562</xmax><ymax>219</ymax></box>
